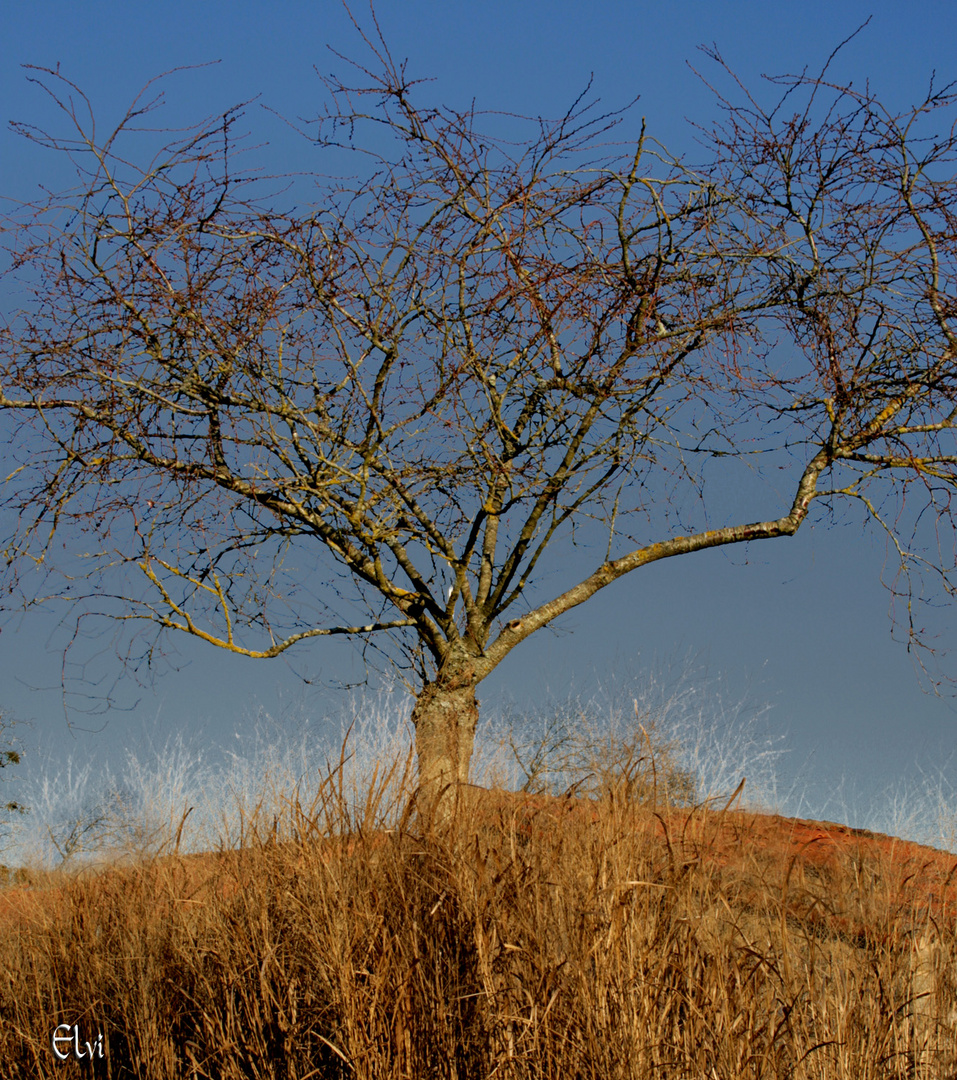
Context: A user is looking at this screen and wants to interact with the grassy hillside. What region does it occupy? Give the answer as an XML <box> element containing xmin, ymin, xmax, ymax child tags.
<box><xmin>2</xmin><ymin>748</ymin><xmax>956</xmax><ymax>1079</ymax></box>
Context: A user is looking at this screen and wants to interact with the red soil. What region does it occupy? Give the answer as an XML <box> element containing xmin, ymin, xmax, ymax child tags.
<box><xmin>662</xmin><ymin>808</ymin><xmax>957</xmax><ymax>942</ymax></box>
<box><xmin>2</xmin><ymin>799</ymin><xmax>955</xmax><ymax>944</ymax></box>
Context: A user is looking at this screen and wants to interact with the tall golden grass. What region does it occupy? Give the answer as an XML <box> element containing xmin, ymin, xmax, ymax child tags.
<box><xmin>1</xmin><ymin>740</ymin><xmax>956</xmax><ymax>1079</ymax></box>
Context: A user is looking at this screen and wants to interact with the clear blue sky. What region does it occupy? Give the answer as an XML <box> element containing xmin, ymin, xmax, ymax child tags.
<box><xmin>2</xmin><ymin>1</ymin><xmax>957</xmax><ymax>832</ymax></box>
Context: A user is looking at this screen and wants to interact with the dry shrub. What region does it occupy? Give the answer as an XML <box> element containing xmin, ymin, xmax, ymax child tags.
<box><xmin>1</xmin><ymin>743</ymin><xmax>955</xmax><ymax>1079</ymax></box>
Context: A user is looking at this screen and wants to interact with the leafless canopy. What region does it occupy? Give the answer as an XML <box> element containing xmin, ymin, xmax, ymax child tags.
<box><xmin>3</xmin><ymin>38</ymin><xmax>957</xmax><ymax>789</ymax></box>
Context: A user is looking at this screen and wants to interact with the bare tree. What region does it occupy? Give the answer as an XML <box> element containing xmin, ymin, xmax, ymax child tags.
<box><xmin>3</xmin><ymin>39</ymin><xmax>957</xmax><ymax>807</ymax></box>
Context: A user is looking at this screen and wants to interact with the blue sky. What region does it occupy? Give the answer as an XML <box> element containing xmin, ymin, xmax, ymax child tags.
<box><xmin>2</xmin><ymin>1</ymin><xmax>957</xmax><ymax>834</ymax></box>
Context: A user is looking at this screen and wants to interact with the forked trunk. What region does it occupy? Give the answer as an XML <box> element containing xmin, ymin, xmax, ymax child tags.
<box><xmin>410</xmin><ymin>665</ymin><xmax>480</xmax><ymax>818</ymax></box>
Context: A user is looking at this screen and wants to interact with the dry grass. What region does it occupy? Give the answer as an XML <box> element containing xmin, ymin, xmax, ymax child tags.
<box><xmin>1</xmin><ymin>747</ymin><xmax>956</xmax><ymax>1079</ymax></box>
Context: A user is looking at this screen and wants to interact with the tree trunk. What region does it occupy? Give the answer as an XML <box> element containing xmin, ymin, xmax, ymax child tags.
<box><xmin>410</xmin><ymin>659</ymin><xmax>480</xmax><ymax>818</ymax></box>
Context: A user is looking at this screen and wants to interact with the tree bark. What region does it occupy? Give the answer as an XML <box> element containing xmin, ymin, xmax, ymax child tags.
<box><xmin>410</xmin><ymin>655</ymin><xmax>480</xmax><ymax>818</ymax></box>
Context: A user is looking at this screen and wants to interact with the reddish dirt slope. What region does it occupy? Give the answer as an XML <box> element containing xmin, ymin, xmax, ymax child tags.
<box><xmin>2</xmin><ymin>801</ymin><xmax>955</xmax><ymax>943</ymax></box>
<box><xmin>662</xmin><ymin>808</ymin><xmax>957</xmax><ymax>942</ymax></box>
<box><xmin>459</xmin><ymin>789</ymin><xmax>957</xmax><ymax>942</ymax></box>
